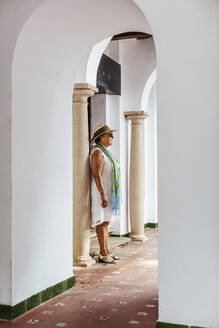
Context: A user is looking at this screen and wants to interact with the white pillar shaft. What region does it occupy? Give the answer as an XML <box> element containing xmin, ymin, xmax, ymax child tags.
<box><xmin>73</xmin><ymin>83</ymin><xmax>98</xmax><ymax>266</ymax></box>
<box><xmin>130</xmin><ymin>119</ymin><xmax>145</xmax><ymax>238</ymax></box>
<box><xmin>125</xmin><ymin>111</ymin><xmax>148</xmax><ymax>241</ymax></box>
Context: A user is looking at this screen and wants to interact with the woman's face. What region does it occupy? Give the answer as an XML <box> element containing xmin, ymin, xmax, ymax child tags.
<box><xmin>100</xmin><ymin>132</ymin><xmax>114</xmax><ymax>147</ymax></box>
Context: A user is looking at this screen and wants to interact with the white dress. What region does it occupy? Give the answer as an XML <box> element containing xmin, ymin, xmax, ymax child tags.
<box><xmin>90</xmin><ymin>147</ymin><xmax>115</xmax><ymax>228</ymax></box>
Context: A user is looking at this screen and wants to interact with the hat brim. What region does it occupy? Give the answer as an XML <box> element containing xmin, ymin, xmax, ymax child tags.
<box><xmin>90</xmin><ymin>129</ymin><xmax>117</xmax><ymax>145</ymax></box>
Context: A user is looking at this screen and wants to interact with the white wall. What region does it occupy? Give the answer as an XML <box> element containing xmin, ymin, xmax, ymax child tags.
<box><xmin>0</xmin><ymin>0</ymin><xmax>46</xmax><ymax>306</ymax></box>
<box><xmin>133</xmin><ymin>0</ymin><xmax>219</xmax><ymax>327</ymax></box>
<box><xmin>120</xmin><ymin>38</ymin><xmax>156</xmax><ymax>110</ymax></box>
<box><xmin>106</xmin><ymin>96</ymin><xmax>120</xmax><ymax>160</ymax></box>
<box><xmin>12</xmin><ymin>55</ymin><xmax>73</xmax><ymax>303</ymax></box>
<box><xmin>144</xmin><ymin>83</ymin><xmax>157</xmax><ymax>223</ymax></box>
<box><xmin>90</xmin><ymin>94</ymin><xmax>107</xmax><ymax>134</ymax></box>
<box><xmin>119</xmin><ymin>37</ymin><xmax>157</xmax><ymax>232</ymax></box>
<box><xmin>104</xmin><ymin>40</ymin><xmax>120</xmax><ymax>63</ymax></box>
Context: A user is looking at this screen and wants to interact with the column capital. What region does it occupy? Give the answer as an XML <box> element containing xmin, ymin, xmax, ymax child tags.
<box><xmin>124</xmin><ymin>111</ymin><xmax>149</xmax><ymax>121</ymax></box>
<box><xmin>73</xmin><ymin>83</ymin><xmax>98</xmax><ymax>103</ymax></box>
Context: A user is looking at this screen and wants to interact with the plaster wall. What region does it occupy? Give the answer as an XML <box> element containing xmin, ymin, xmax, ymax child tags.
<box><xmin>104</xmin><ymin>40</ymin><xmax>120</xmax><ymax>63</ymax></box>
<box><xmin>133</xmin><ymin>0</ymin><xmax>219</xmax><ymax>326</ymax></box>
<box><xmin>0</xmin><ymin>0</ymin><xmax>46</xmax><ymax>306</ymax></box>
<box><xmin>106</xmin><ymin>96</ymin><xmax>120</xmax><ymax>160</ymax></box>
<box><xmin>141</xmin><ymin>69</ymin><xmax>158</xmax><ymax>225</ymax></box>
<box><xmin>120</xmin><ymin>38</ymin><xmax>156</xmax><ymax>110</ymax></box>
<box><xmin>90</xmin><ymin>94</ymin><xmax>107</xmax><ymax>136</ymax></box>
<box><xmin>144</xmin><ymin>84</ymin><xmax>157</xmax><ymax>223</ymax></box>
<box><xmin>119</xmin><ymin>38</ymin><xmax>157</xmax><ymax>232</ymax></box>
<box><xmin>119</xmin><ymin>104</ymin><xmax>130</xmax><ymax>235</ymax></box>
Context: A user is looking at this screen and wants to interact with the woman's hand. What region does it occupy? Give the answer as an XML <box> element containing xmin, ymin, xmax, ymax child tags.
<box><xmin>101</xmin><ymin>193</ymin><xmax>109</xmax><ymax>208</ymax></box>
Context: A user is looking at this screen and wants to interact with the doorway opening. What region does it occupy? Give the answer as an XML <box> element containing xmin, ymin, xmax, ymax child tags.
<box><xmin>88</xmin><ymin>32</ymin><xmax>157</xmax><ymax>240</ymax></box>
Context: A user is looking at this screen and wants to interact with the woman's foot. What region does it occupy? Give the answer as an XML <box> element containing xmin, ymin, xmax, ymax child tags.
<box><xmin>98</xmin><ymin>254</ymin><xmax>116</xmax><ymax>264</ymax></box>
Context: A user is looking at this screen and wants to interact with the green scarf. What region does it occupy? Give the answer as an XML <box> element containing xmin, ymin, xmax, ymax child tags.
<box><xmin>96</xmin><ymin>143</ymin><xmax>121</xmax><ymax>216</ymax></box>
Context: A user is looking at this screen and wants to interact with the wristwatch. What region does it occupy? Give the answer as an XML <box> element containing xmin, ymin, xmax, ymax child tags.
<box><xmin>100</xmin><ymin>190</ymin><xmax>106</xmax><ymax>195</ymax></box>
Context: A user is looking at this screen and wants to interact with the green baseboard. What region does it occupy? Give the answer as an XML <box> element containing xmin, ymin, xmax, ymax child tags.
<box><xmin>144</xmin><ymin>222</ymin><xmax>158</xmax><ymax>228</ymax></box>
<box><xmin>120</xmin><ymin>233</ymin><xmax>130</xmax><ymax>237</ymax></box>
<box><xmin>110</xmin><ymin>233</ymin><xmax>130</xmax><ymax>237</ymax></box>
<box><xmin>0</xmin><ymin>275</ymin><xmax>75</xmax><ymax>320</ymax></box>
<box><xmin>156</xmin><ymin>321</ymin><xmax>205</xmax><ymax>328</ymax></box>
<box><xmin>111</xmin><ymin>224</ymin><xmax>158</xmax><ymax>237</ymax></box>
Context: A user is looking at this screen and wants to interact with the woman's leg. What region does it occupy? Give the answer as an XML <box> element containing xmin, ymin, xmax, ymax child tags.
<box><xmin>103</xmin><ymin>222</ymin><xmax>119</xmax><ymax>260</ymax></box>
<box><xmin>96</xmin><ymin>222</ymin><xmax>108</xmax><ymax>256</ymax></box>
<box><xmin>103</xmin><ymin>222</ymin><xmax>110</xmax><ymax>255</ymax></box>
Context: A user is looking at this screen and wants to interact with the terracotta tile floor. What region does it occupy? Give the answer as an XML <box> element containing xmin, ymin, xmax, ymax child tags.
<box><xmin>0</xmin><ymin>228</ymin><xmax>158</xmax><ymax>328</ymax></box>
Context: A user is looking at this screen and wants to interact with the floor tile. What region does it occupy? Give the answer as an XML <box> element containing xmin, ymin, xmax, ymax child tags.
<box><xmin>0</xmin><ymin>229</ymin><xmax>158</xmax><ymax>328</ymax></box>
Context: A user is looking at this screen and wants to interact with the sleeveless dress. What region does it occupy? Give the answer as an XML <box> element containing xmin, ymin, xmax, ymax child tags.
<box><xmin>90</xmin><ymin>147</ymin><xmax>115</xmax><ymax>228</ymax></box>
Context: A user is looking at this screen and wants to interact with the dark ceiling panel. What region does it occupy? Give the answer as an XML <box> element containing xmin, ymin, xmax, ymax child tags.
<box><xmin>112</xmin><ymin>31</ymin><xmax>152</xmax><ymax>41</ymax></box>
<box><xmin>97</xmin><ymin>54</ymin><xmax>121</xmax><ymax>96</ymax></box>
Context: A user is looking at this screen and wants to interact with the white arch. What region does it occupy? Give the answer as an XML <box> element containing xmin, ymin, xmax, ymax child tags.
<box><xmin>10</xmin><ymin>0</ymin><xmax>153</xmax><ymax>306</ymax></box>
<box><xmin>141</xmin><ymin>68</ymin><xmax>157</xmax><ymax>111</ymax></box>
<box><xmin>86</xmin><ymin>37</ymin><xmax>111</xmax><ymax>86</ymax></box>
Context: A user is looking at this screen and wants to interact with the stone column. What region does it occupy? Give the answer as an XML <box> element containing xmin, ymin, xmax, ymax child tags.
<box><xmin>73</xmin><ymin>83</ymin><xmax>98</xmax><ymax>266</ymax></box>
<box><xmin>124</xmin><ymin>111</ymin><xmax>149</xmax><ymax>241</ymax></box>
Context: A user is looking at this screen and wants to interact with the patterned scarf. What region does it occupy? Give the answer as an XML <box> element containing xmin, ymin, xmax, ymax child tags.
<box><xmin>96</xmin><ymin>143</ymin><xmax>121</xmax><ymax>216</ymax></box>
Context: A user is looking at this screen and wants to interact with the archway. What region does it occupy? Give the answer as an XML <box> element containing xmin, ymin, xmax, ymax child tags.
<box><xmin>9</xmin><ymin>0</ymin><xmax>155</xmax><ymax>313</ymax></box>
<box><xmin>87</xmin><ymin>34</ymin><xmax>157</xmax><ymax>236</ymax></box>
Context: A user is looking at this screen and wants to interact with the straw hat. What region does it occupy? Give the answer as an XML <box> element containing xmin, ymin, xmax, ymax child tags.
<box><xmin>90</xmin><ymin>123</ymin><xmax>117</xmax><ymax>145</ymax></box>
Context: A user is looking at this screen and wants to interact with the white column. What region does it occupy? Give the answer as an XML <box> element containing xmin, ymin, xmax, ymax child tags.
<box><xmin>73</xmin><ymin>83</ymin><xmax>98</xmax><ymax>267</ymax></box>
<box><xmin>124</xmin><ymin>111</ymin><xmax>149</xmax><ymax>241</ymax></box>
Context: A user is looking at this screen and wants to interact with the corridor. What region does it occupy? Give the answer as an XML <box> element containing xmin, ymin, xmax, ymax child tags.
<box><xmin>0</xmin><ymin>229</ymin><xmax>158</xmax><ymax>328</ymax></box>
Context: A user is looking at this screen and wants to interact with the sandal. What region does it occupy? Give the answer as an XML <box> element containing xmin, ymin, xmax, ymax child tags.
<box><xmin>110</xmin><ymin>254</ymin><xmax>120</xmax><ymax>260</ymax></box>
<box><xmin>98</xmin><ymin>254</ymin><xmax>116</xmax><ymax>264</ymax></box>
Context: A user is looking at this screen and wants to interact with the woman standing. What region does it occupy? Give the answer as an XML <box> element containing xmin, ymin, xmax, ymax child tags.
<box><xmin>90</xmin><ymin>124</ymin><xmax>121</xmax><ymax>264</ymax></box>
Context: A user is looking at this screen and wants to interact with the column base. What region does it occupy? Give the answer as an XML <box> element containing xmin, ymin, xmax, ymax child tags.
<box><xmin>130</xmin><ymin>234</ymin><xmax>148</xmax><ymax>242</ymax></box>
<box><xmin>73</xmin><ymin>255</ymin><xmax>96</xmax><ymax>267</ymax></box>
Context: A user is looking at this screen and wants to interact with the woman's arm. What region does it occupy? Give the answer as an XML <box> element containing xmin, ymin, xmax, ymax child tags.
<box><xmin>91</xmin><ymin>150</ymin><xmax>109</xmax><ymax>208</ymax></box>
